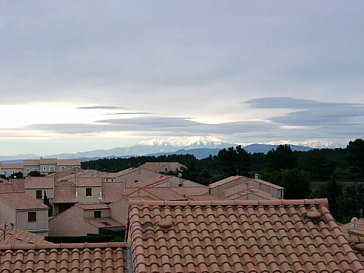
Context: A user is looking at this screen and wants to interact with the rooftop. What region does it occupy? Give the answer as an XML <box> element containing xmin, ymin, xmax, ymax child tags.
<box><xmin>128</xmin><ymin>199</ymin><xmax>364</xmax><ymax>273</ymax></box>
<box><xmin>0</xmin><ymin>192</ymin><xmax>48</xmax><ymax>210</ymax></box>
<box><xmin>0</xmin><ymin>224</ymin><xmax>53</xmax><ymax>246</ymax></box>
<box><xmin>24</xmin><ymin>177</ymin><xmax>54</xmax><ymax>189</ymax></box>
<box><xmin>0</xmin><ymin>242</ymin><xmax>127</xmax><ymax>273</ymax></box>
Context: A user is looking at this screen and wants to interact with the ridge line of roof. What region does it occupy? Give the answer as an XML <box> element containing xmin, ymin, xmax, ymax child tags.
<box><xmin>0</xmin><ymin>242</ymin><xmax>127</xmax><ymax>251</ymax></box>
<box><xmin>127</xmin><ymin>198</ymin><xmax>328</xmax><ymax>207</ymax></box>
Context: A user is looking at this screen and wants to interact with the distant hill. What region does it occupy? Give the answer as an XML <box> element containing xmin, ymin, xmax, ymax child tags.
<box><xmin>0</xmin><ymin>140</ymin><xmax>315</xmax><ymax>162</ymax></box>
<box><xmin>243</xmin><ymin>144</ymin><xmax>312</xmax><ymax>154</ymax></box>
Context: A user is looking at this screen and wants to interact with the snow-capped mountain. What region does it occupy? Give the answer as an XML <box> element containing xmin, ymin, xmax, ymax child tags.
<box><xmin>139</xmin><ymin>136</ymin><xmax>225</xmax><ymax>148</ymax></box>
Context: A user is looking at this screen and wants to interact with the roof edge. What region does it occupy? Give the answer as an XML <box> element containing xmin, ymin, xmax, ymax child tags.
<box><xmin>128</xmin><ymin>198</ymin><xmax>329</xmax><ymax>207</ymax></box>
<box><xmin>0</xmin><ymin>241</ymin><xmax>127</xmax><ymax>251</ymax></box>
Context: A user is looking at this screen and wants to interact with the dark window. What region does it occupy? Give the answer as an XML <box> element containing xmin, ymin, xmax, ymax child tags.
<box><xmin>86</xmin><ymin>188</ymin><xmax>92</xmax><ymax>196</ymax></box>
<box><xmin>94</xmin><ymin>211</ymin><xmax>101</xmax><ymax>218</ymax></box>
<box><xmin>36</xmin><ymin>190</ymin><xmax>42</xmax><ymax>199</ymax></box>
<box><xmin>28</xmin><ymin>211</ymin><xmax>36</xmax><ymax>222</ymax></box>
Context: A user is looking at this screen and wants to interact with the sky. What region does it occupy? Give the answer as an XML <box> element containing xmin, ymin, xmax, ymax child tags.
<box><xmin>0</xmin><ymin>1</ymin><xmax>364</xmax><ymax>156</ymax></box>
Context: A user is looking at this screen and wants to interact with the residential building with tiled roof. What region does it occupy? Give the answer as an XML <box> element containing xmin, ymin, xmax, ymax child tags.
<box><xmin>0</xmin><ymin>192</ymin><xmax>49</xmax><ymax>236</ymax></box>
<box><xmin>127</xmin><ymin>199</ymin><xmax>364</xmax><ymax>272</ymax></box>
<box><xmin>103</xmin><ymin>167</ymin><xmax>159</xmax><ymax>184</ymax></box>
<box><xmin>139</xmin><ymin>162</ymin><xmax>186</xmax><ymax>173</ymax></box>
<box><xmin>0</xmin><ymin>162</ymin><xmax>24</xmax><ymax>177</ymax></box>
<box><xmin>49</xmin><ymin>203</ymin><xmax>123</xmax><ymax>237</ymax></box>
<box><xmin>209</xmin><ymin>175</ymin><xmax>284</xmax><ymax>200</ymax></box>
<box><xmin>0</xmin><ymin>242</ymin><xmax>127</xmax><ymax>273</ymax></box>
<box><xmin>23</xmin><ymin>176</ymin><xmax>55</xmax><ymax>203</ymax></box>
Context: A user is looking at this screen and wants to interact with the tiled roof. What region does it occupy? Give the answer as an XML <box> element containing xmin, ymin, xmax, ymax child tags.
<box><xmin>140</xmin><ymin>162</ymin><xmax>170</xmax><ymax>172</ymax></box>
<box><xmin>24</xmin><ymin>177</ymin><xmax>54</xmax><ymax>189</ymax></box>
<box><xmin>86</xmin><ymin>218</ymin><xmax>123</xmax><ymax>228</ymax></box>
<box><xmin>137</xmin><ymin>175</ymin><xmax>171</xmax><ymax>188</ymax></box>
<box><xmin>0</xmin><ymin>180</ymin><xmax>25</xmax><ymax>194</ymax></box>
<box><xmin>57</xmin><ymin>159</ymin><xmax>81</xmax><ymax>166</ymax></box>
<box><xmin>225</xmin><ymin>187</ymin><xmax>276</xmax><ymax>200</ymax></box>
<box><xmin>0</xmin><ymin>192</ymin><xmax>48</xmax><ymax>210</ymax></box>
<box><xmin>340</xmin><ymin>218</ymin><xmax>364</xmax><ymax>266</ymax></box>
<box><xmin>128</xmin><ymin>199</ymin><xmax>364</xmax><ymax>273</ymax></box>
<box><xmin>106</xmin><ymin>168</ymin><xmax>138</xmax><ymax>179</ymax></box>
<box><xmin>0</xmin><ymin>224</ymin><xmax>53</xmax><ymax>246</ymax></box>
<box><xmin>209</xmin><ymin>175</ymin><xmax>284</xmax><ymax>190</ymax></box>
<box><xmin>75</xmin><ymin>177</ymin><xmax>102</xmax><ymax>187</ymax></box>
<box><xmin>0</xmin><ymin>242</ymin><xmax>127</xmax><ymax>273</ymax></box>
<box><xmin>23</xmin><ymin>160</ymin><xmax>40</xmax><ymax>166</ymax></box>
<box><xmin>39</xmin><ymin>158</ymin><xmax>57</xmax><ymax>165</ymax></box>
<box><xmin>0</xmin><ymin>163</ymin><xmax>24</xmax><ymax>169</ymax></box>
<box><xmin>142</xmin><ymin>187</ymin><xmax>187</xmax><ymax>201</ymax></box>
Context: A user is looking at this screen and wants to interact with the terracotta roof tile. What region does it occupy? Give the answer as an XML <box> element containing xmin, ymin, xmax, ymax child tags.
<box><xmin>24</xmin><ymin>177</ymin><xmax>54</xmax><ymax>189</ymax></box>
<box><xmin>128</xmin><ymin>198</ymin><xmax>364</xmax><ymax>273</ymax></box>
<box><xmin>0</xmin><ymin>224</ymin><xmax>53</xmax><ymax>246</ymax></box>
<box><xmin>0</xmin><ymin>242</ymin><xmax>127</xmax><ymax>273</ymax></box>
<box><xmin>0</xmin><ymin>192</ymin><xmax>48</xmax><ymax>210</ymax></box>
<box><xmin>76</xmin><ymin>203</ymin><xmax>109</xmax><ymax>210</ymax></box>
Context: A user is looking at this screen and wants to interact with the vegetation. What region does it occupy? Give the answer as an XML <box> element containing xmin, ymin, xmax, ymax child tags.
<box><xmin>82</xmin><ymin>139</ymin><xmax>364</xmax><ymax>223</ymax></box>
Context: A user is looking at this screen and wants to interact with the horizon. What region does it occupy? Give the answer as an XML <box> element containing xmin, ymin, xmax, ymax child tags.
<box><xmin>1</xmin><ymin>1</ymin><xmax>363</xmax><ymax>156</ymax></box>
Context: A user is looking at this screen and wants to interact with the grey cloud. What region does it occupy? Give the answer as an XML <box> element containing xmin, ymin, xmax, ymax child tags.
<box><xmin>103</xmin><ymin>112</ymin><xmax>153</xmax><ymax>116</ymax></box>
<box><xmin>245</xmin><ymin>97</ymin><xmax>359</xmax><ymax>110</ymax></box>
<box><xmin>76</xmin><ymin>106</ymin><xmax>128</xmax><ymax>110</ymax></box>
<box><xmin>27</xmin><ymin>116</ymin><xmax>277</xmax><ymax>136</ymax></box>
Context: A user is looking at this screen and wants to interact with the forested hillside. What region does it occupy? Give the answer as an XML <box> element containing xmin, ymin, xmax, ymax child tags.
<box><xmin>82</xmin><ymin>139</ymin><xmax>364</xmax><ymax>223</ymax></box>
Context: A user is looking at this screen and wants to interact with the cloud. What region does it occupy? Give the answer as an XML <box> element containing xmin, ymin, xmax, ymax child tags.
<box><xmin>27</xmin><ymin>116</ymin><xmax>277</xmax><ymax>136</ymax></box>
<box><xmin>76</xmin><ymin>106</ymin><xmax>128</xmax><ymax>110</ymax></box>
<box><xmin>246</xmin><ymin>97</ymin><xmax>364</xmax><ymax>127</ymax></box>
<box><xmin>103</xmin><ymin>112</ymin><xmax>153</xmax><ymax>116</ymax></box>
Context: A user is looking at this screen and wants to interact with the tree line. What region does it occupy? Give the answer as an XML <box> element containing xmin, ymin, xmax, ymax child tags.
<box><xmin>82</xmin><ymin>139</ymin><xmax>364</xmax><ymax>223</ymax></box>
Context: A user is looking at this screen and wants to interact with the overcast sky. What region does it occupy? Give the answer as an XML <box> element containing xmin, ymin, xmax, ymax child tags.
<box><xmin>0</xmin><ymin>1</ymin><xmax>364</xmax><ymax>155</ymax></box>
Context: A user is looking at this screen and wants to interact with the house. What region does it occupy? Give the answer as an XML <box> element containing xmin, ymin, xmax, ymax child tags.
<box><xmin>139</xmin><ymin>162</ymin><xmax>186</xmax><ymax>173</ymax></box>
<box><xmin>127</xmin><ymin>199</ymin><xmax>364</xmax><ymax>272</ymax></box>
<box><xmin>53</xmin><ymin>183</ymin><xmax>77</xmax><ymax>215</ymax></box>
<box><xmin>103</xmin><ymin>167</ymin><xmax>159</xmax><ymax>185</ymax></box>
<box><xmin>0</xmin><ymin>242</ymin><xmax>127</xmax><ymax>273</ymax></box>
<box><xmin>23</xmin><ymin>158</ymin><xmax>81</xmax><ymax>175</ymax></box>
<box><xmin>0</xmin><ymin>163</ymin><xmax>24</xmax><ymax>177</ymax></box>
<box><xmin>137</xmin><ymin>174</ymin><xmax>202</xmax><ymax>188</ymax></box>
<box><xmin>49</xmin><ymin>203</ymin><xmax>123</xmax><ymax>237</ymax></box>
<box><xmin>209</xmin><ymin>175</ymin><xmax>284</xmax><ymax>200</ymax></box>
<box><xmin>23</xmin><ymin>176</ymin><xmax>55</xmax><ymax>203</ymax></box>
<box><xmin>0</xmin><ymin>192</ymin><xmax>49</xmax><ymax>236</ymax></box>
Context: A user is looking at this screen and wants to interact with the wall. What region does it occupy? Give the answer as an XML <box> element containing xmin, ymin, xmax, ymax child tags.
<box><xmin>76</xmin><ymin>186</ymin><xmax>102</xmax><ymax>203</ymax></box>
<box><xmin>48</xmin><ymin>206</ymin><xmax>98</xmax><ymax>236</ymax></box>
<box><xmin>0</xmin><ymin>201</ymin><xmax>16</xmax><ymax>225</ymax></box>
<box><xmin>16</xmin><ymin>209</ymin><xmax>48</xmax><ymax>236</ymax></box>
<box><xmin>110</xmin><ymin>198</ymin><xmax>129</xmax><ymax>226</ymax></box>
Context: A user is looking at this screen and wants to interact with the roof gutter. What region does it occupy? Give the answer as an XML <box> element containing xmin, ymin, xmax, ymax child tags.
<box><xmin>125</xmin><ymin>246</ymin><xmax>134</xmax><ymax>273</ymax></box>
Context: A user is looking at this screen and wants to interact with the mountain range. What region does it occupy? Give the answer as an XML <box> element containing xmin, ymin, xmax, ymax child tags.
<box><xmin>0</xmin><ymin>137</ymin><xmax>316</xmax><ymax>162</ymax></box>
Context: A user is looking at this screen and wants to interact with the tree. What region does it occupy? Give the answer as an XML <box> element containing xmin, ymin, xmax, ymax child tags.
<box><xmin>347</xmin><ymin>139</ymin><xmax>364</xmax><ymax>177</ymax></box>
<box><xmin>267</xmin><ymin>145</ymin><xmax>297</xmax><ymax>170</ymax></box>
<box><xmin>217</xmin><ymin>145</ymin><xmax>250</xmax><ymax>176</ymax></box>
<box><xmin>10</xmin><ymin>172</ymin><xmax>24</xmax><ymax>179</ymax></box>
<box><xmin>43</xmin><ymin>191</ymin><xmax>53</xmax><ymax>216</ymax></box>
<box><xmin>28</xmin><ymin>171</ymin><xmax>44</xmax><ymax>177</ymax></box>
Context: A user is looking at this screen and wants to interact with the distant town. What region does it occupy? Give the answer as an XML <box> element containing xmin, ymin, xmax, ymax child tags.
<box><xmin>0</xmin><ymin>140</ymin><xmax>364</xmax><ymax>272</ymax></box>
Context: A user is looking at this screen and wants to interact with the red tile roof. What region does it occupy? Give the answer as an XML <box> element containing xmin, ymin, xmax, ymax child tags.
<box><xmin>0</xmin><ymin>242</ymin><xmax>127</xmax><ymax>273</ymax></box>
<box><xmin>128</xmin><ymin>199</ymin><xmax>364</xmax><ymax>273</ymax></box>
<box><xmin>0</xmin><ymin>193</ymin><xmax>48</xmax><ymax>210</ymax></box>
<box><xmin>0</xmin><ymin>180</ymin><xmax>24</xmax><ymax>194</ymax></box>
<box><xmin>0</xmin><ymin>163</ymin><xmax>24</xmax><ymax>169</ymax></box>
<box><xmin>139</xmin><ymin>162</ymin><xmax>170</xmax><ymax>172</ymax></box>
<box><xmin>340</xmin><ymin>218</ymin><xmax>364</xmax><ymax>267</ymax></box>
<box><xmin>24</xmin><ymin>177</ymin><xmax>54</xmax><ymax>189</ymax></box>
<box><xmin>209</xmin><ymin>175</ymin><xmax>284</xmax><ymax>190</ymax></box>
<box><xmin>0</xmin><ymin>223</ymin><xmax>53</xmax><ymax>246</ymax></box>
<box><xmin>57</xmin><ymin>159</ymin><xmax>81</xmax><ymax>166</ymax></box>
<box><xmin>75</xmin><ymin>177</ymin><xmax>102</xmax><ymax>187</ymax></box>
<box><xmin>225</xmin><ymin>187</ymin><xmax>276</xmax><ymax>200</ymax></box>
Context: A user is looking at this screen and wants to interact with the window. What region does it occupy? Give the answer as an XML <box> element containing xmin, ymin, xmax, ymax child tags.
<box><xmin>36</xmin><ymin>190</ymin><xmax>42</xmax><ymax>199</ymax></box>
<box><xmin>134</xmin><ymin>179</ymin><xmax>139</xmax><ymax>183</ymax></box>
<box><xmin>86</xmin><ymin>188</ymin><xmax>92</xmax><ymax>196</ymax></box>
<box><xmin>94</xmin><ymin>211</ymin><xmax>101</xmax><ymax>218</ymax></box>
<box><xmin>28</xmin><ymin>211</ymin><xmax>36</xmax><ymax>222</ymax></box>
